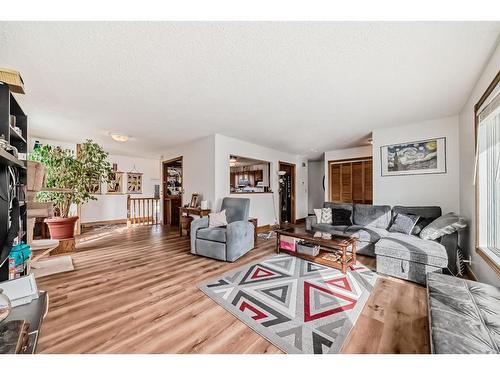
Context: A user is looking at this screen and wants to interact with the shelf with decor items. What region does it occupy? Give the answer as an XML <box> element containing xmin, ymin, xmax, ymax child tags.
<box><xmin>0</xmin><ymin>80</ymin><xmax>28</xmax><ymax>282</ymax></box>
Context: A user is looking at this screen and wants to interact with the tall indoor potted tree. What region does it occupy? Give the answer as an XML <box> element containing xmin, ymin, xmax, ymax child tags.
<box><xmin>29</xmin><ymin>140</ymin><xmax>112</xmax><ymax>239</ymax></box>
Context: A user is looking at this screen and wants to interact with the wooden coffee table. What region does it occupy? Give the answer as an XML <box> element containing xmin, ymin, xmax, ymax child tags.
<box><xmin>275</xmin><ymin>227</ymin><xmax>357</xmax><ymax>274</ymax></box>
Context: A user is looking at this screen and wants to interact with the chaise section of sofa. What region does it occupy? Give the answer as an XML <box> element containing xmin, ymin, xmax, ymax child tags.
<box><xmin>427</xmin><ymin>273</ymin><xmax>500</xmax><ymax>354</ymax></box>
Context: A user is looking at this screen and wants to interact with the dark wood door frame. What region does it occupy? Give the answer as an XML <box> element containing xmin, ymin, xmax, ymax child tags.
<box><xmin>278</xmin><ymin>161</ymin><xmax>296</xmax><ymax>224</ymax></box>
<box><xmin>328</xmin><ymin>156</ymin><xmax>373</xmax><ymax>203</ymax></box>
<box><xmin>162</xmin><ymin>156</ymin><xmax>183</xmax><ymax>226</ymax></box>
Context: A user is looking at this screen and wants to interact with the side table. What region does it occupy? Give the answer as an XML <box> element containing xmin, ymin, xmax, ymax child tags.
<box><xmin>179</xmin><ymin>207</ymin><xmax>211</xmax><ymax>236</ymax></box>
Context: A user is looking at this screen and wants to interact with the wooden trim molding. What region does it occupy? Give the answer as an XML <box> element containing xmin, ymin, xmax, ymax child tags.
<box><xmin>474</xmin><ymin>69</ymin><xmax>500</xmax><ymax>273</ymax></box>
<box><xmin>328</xmin><ymin>156</ymin><xmax>372</xmax><ymax>164</ymax></box>
<box><xmin>476</xmin><ymin>247</ymin><xmax>500</xmax><ymax>276</ymax></box>
<box><xmin>81</xmin><ymin>219</ymin><xmax>128</xmax><ymax>227</ymax></box>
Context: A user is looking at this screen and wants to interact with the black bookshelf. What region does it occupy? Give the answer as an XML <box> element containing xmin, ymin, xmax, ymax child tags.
<box><xmin>0</xmin><ymin>82</ymin><xmax>27</xmax><ymax>281</ymax></box>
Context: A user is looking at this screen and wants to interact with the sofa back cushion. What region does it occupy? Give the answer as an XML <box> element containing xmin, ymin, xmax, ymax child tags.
<box><xmin>353</xmin><ymin>204</ymin><xmax>392</xmax><ymax>229</ymax></box>
<box><xmin>393</xmin><ymin>206</ymin><xmax>442</xmax><ymax>235</ymax></box>
<box><xmin>392</xmin><ymin>206</ymin><xmax>442</xmax><ymax>220</ymax></box>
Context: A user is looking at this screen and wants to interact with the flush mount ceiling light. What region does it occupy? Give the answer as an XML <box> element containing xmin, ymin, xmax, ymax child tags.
<box><xmin>229</xmin><ymin>156</ymin><xmax>237</xmax><ymax>167</ymax></box>
<box><xmin>110</xmin><ymin>133</ymin><xmax>129</xmax><ymax>143</ymax></box>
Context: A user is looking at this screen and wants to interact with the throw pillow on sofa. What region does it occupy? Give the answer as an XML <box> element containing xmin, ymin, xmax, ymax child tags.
<box><xmin>209</xmin><ymin>209</ymin><xmax>228</xmax><ymax>227</ymax></box>
<box><xmin>411</xmin><ymin>217</ymin><xmax>434</xmax><ymax>235</ymax></box>
<box><xmin>419</xmin><ymin>212</ymin><xmax>467</xmax><ymax>240</ymax></box>
<box><xmin>389</xmin><ymin>213</ymin><xmax>420</xmax><ymax>235</ymax></box>
<box><xmin>332</xmin><ymin>208</ymin><xmax>352</xmax><ymax>226</ymax></box>
<box><xmin>314</xmin><ymin>208</ymin><xmax>333</xmax><ymax>224</ymax></box>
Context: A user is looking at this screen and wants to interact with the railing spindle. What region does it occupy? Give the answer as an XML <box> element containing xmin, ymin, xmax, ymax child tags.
<box><xmin>127</xmin><ymin>197</ymin><xmax>160</xmax><ymax>227</ymax></box>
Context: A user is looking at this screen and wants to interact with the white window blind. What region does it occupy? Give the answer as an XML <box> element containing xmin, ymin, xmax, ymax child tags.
<box><xmin>477</xmin><ymin>88</ymin><xmax>500</xmax><ymax>266</ymax></box>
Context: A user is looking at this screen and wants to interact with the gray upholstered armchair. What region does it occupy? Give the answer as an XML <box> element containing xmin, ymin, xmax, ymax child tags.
<box><xmin>190</xmin><ymin>197</ymin><xmax>255</xmax><ymax>262</ymax></box>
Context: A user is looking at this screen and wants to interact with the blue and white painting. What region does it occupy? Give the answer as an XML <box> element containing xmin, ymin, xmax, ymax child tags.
<box><xmin>381</xmin><ymin>138</ymin><xmax>446</xmax><ymax>176</ymax></box>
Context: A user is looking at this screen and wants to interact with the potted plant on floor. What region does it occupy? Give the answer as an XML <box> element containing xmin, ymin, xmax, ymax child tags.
<box><xmin>29</xmin><ymin>140</ymin><xmax>112</xmax><ymax>239</ymax></box>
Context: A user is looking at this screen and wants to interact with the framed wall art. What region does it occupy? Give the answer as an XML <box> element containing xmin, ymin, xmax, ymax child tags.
<box><xmin>127</xmin><ymin>172</ymin><xmax>143</xmax><ymax>194</ymax></box>
<box><xmin>107</xmin><ymin>171</ymin><xmax>124</xmax><ymax>194</ymax></box>
<box><xmin>88</xmin><ymin>182</ymin><xmax>102</xmax><ymax>195</ymax></box>
<box><xmin>380</xmin><ymin>137</ymin><xmax>446</xmax><ymax>176</ymax></box>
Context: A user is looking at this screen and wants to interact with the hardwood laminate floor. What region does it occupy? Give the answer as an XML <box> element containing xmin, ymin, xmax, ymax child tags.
<box><xmin>36</xmin><ymin>225</ymin><xmax>430</xmax><ymax>354</ymax></box>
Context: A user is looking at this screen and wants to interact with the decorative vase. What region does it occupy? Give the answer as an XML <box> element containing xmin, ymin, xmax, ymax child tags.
<box><xmin>0</xmin><ymin>288</ymin><xmax>11</xmax><ymax>324</ymax></box>
<box><xmin>200</xmin><ymin>200</ymin><xmax>209</xmax><ymax>210</ymax></box>
<box><xmin>45</xmin><ymin>216</ymin><xmax>79</xmax><ymax>239</ymax></box>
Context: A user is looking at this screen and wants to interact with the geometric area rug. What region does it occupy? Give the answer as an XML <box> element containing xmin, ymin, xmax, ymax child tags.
<box><xmin>198</xmin><ymin>254</ymin><xmax>378</xmax><ymax>354</ymax></box>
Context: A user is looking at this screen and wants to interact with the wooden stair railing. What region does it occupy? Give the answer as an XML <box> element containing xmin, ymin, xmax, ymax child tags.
<box><xmin>127</xmin><ymin>195</ymin><xmax>160</xmax><ymax>226</ymax></box>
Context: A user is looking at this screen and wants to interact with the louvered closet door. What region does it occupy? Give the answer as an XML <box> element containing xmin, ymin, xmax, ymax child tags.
<box><xmin>329</xmin><ymin>158</ymin><xmax>373</xmax><ymax>204</ymax></box>
<box><xmin>352</xmin><ymin>161</ymin><xmax>364</xmax><ymax>203</ymax></box>
<box><xmin>341</xmin><ymin>163</ymin><xmax>352</xmax><ymax>202</ymax></box>
<box><xmin>330</xmin><ymin>164</ymin><xmax>341</xmax><ymax>201</ymax></box>
<box><xmin>364</xmin><ymin>160</ymin><xmax>373</xmax><ymax>203</ymax></box>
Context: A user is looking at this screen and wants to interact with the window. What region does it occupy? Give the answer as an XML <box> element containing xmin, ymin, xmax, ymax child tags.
<box><xmin>476</xmin><ymin>75</ymin><xmax>500</xmax><ymax>271</ymax></box>
<box><xmin>229</xmin><ymin>155</ymin><xmax>271</xmax><ymax>194</ymax></box>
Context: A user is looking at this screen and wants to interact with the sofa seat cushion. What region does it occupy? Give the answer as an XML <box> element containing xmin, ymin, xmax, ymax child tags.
<box><xmin>311</xmin><ymin>223</ymin><xmax>349</xmax><ymax>236</ymax></box>
<box><xmin>375</xmin><ymin>232</ymin><xmax>447</xmax><ymax>267</ymax></box>
<box><xmin>197</xmin><ymin>227</ymin><xmax>227</xmax><ymax>243</ymax></box>
<box><xmin>345</xmin><ymin>225</ymin><xmax>388</xmax><ymax>243</ymax></box>
<box><xmin>427</xmin><ymin>273</ymin><xmax>500</xmax><ymax>353</ymax></box>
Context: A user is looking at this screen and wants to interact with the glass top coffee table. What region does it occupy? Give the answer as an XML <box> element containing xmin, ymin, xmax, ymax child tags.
<box><xmin>275</xmin><ymin>227</ymin><xmax>358</xmax><ymax>274</ymax></box>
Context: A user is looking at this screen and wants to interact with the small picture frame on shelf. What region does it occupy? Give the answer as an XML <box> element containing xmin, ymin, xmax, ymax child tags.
<box><xmin>189</xmin><ymin>193</ymin><xmax>200</xmax><ymax>208</ymax></box>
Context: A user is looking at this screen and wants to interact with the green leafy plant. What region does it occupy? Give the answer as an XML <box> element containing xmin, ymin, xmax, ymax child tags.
<box><xmin>29</xmin><ymin>140</ymin><xmax>112</xmax><ymax>218</ymax></box>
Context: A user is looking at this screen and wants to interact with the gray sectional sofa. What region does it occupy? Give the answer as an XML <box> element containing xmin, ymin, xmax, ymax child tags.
<box><xmin>306</xmin><ymin>202</ymin><xmax>458</xmax><ymax>284</ymax></box>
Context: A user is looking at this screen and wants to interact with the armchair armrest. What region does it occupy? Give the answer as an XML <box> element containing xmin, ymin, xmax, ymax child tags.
<box><xmin>226</xmin><ymin>220</ymin><xmax>255</xmax><ymax>262</ymax></box>
<box><xmin>190</xmin><ymin>217</ymin><xmax>209</xmax><ymax>254</ymax></box>
<box><xmin>306</xmin><ymin>215</ymin><xmax>317</xmax><ymax>231</ymax></box>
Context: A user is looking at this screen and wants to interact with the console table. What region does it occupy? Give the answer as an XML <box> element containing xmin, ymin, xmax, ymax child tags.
<box><xmin>179</xmin><ymin>207</ymin><xmax>211</xmax><ymax>236</ymax></box>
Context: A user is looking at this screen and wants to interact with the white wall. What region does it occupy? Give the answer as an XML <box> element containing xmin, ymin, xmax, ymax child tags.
<box><xmin>81</xmin><ymin>154</ymin><xmax>160</xmax><ymax>223</ymax></box>
<box><xmin>458</xmin><ymin>43</ymin><xmax>500</xmax><ymax>286</ymax></box>
<box><xmin>308</xmin><ymin>160</ymin><xmax>325</xmax><ymax>213</ymax></box>
<box><xmin>372</xmin><ymin>116</ymin><xmax>460</xmax><ymax>214</ymax></box>
<box><xmin>214</xmin><ymin>134</ymin><xmax>308</xmax><ymax>226</ymax></box>
<box><xmin>159</xmin><ymin>135</ymin><xmax>216</xmax><ymax>209</ymax></box>
<box><xmin>323</xmin><ymin>146</ymin><xmax>372</xmax><ymax>201</ymax></box>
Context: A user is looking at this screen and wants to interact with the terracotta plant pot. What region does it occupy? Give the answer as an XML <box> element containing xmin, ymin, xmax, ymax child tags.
<box><xmin>45</xmin><ymin>216</ymin><xmax>79</xmax><ymax>240</ymax></box>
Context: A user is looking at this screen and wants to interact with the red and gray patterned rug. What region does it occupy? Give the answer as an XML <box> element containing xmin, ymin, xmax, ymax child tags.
<box><xmin>199</xmin><ymin>254</ymin><xmax>377</xmax><ymax>354</ymax></box>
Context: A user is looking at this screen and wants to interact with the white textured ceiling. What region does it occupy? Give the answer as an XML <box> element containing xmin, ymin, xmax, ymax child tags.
<box><xmin>0</xmin><ymin>22</ymin><xmax>499</xmax><ymax>159</ymax></box>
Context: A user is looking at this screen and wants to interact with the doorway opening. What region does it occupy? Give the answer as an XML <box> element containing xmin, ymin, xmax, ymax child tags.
<box><xmin>162</xmin><ymin>156</ymin><xmax>183</xmax><ymax>226</ymax></box>
<box><xmin>278</xmin><ymin>161</ymin><xmax>296</xmax><ymax>225</ymax></box>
